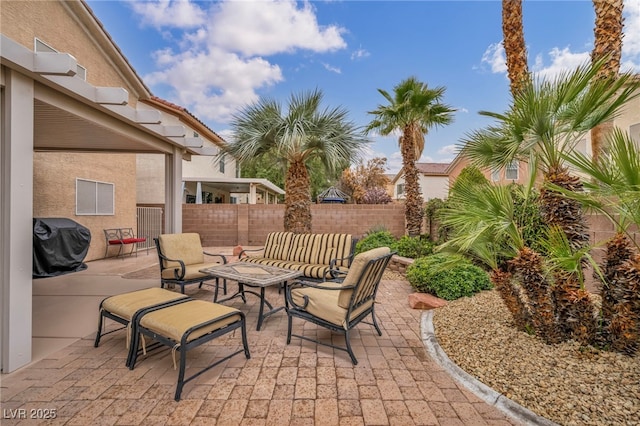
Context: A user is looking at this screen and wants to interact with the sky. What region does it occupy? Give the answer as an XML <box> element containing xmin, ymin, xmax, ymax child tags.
<box><xmin>86</xmin><ymin>0</ymin><xmax>640</xmax><ymax>174</ymax></box>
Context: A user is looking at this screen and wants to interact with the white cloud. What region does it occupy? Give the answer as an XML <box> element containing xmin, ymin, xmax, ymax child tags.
<box><xmin>531</xmin><ymin>47</ymin><xmax>590</xmax><ymax>80</ymax></box>
<box><xmin>387</xmin><ymin>151</ymin><xmax>404</xmax><ymax>174</ymax></box>
<box><xmin>145</xmin><ymin>47</ymin><xmax>283</xmax><ymax>123</ymax></box>
<box><xmin>322</xmin><ymin>63</ymin><xmax>342</xmax><ymax>74</ymax></box>
<box><xmin>130</xmin><ymin>0</ymin><xmax>207</xmax><ymax>29</ymax></box>
<box><xmin>351</xmin><ymin>48</ymin><xmax>370</xmax><ymax>60</ymax></box>
<box><xmin>438</xmin><ymin>144</ymin><xmax>459</xmax><ymax>156</ymax></box>
<box><xmin>207</xmin><ymin>0</ymin><xmax>346</xmax><ymax>56</ymax></box>
<box><xmin>622</xmin><ymin>0</ymin><xmax>640</xmax><ymax>72</ymax></box>
<box><xmin>480</xmin><ymin>43</ymin><xmax>507</xmax><ymax>73</ymax></box>
<box><xmin>130</xmin><ymin>0</ymin><xmax>348</xmax><ymax>124</ymax></box>
<box><xmin>483</xmin><ymin>0</ymin><xmax>640</xmax><ymax>78</ymax></box>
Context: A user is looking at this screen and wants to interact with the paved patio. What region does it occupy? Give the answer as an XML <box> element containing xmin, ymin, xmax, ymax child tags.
<box><xmin>0</xmin><ymin>249</ymin><xmax>520</xmax><ymax>425</ymax></box>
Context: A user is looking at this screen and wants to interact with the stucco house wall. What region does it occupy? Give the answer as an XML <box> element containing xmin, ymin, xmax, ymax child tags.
<box><xmin>1</xmin><ymin>0</ymin><xmax>140</xmax><ymax>106</ymax></box>
<box><xmin>3</xmin><ymin>0</ymin><xmax>143</xmax><ymax>261</ymax></box>
<box><xmin>33</xmin><ymin>153</ymin><xmax>137</xmax><ymax>260</ymax></box>
<box><xmin>392</xmin><ymin>163</ymin><xmax>450</xmax><ymax>201</ymax></box>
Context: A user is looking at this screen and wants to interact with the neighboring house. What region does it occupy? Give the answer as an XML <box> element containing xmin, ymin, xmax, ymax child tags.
<box><xmin>0</xmin><ymin>0</ymin><xmax>218</xmax><ymax>372</ymax></box>
<box><xmin>391</xmin><ymin>163</ymin><xmax>450</xmax><ymax>201</ymax></box>
<box><xmin>136</xmin><ymin>97</ymin><xmax>284</xmax><ymax>206</ymax></box>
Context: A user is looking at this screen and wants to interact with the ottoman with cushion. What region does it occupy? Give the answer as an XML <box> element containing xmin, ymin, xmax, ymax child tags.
<box><xmin>94</xmin><ymin>287</ymin><xmax>191</xmax><ymax>366</ymax></box>
<box><xmin>130</xmin><ymin>299</ymin><xmax>251</xmax><ymax>401</ymax></box>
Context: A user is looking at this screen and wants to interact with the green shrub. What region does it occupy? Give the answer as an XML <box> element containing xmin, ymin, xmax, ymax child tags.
<box><xmin>355</xmin><ymin>230</ymin><xmax>396</xmax><ymax>254</ymax></box>
<box><xmin>406</xmin><ymin>254</ymin><xmax>492</xmax><ymax>300</ymax></box>
<box><xmin>391</xmin><ymin>235</ymin><xmax>434</xmax><ymax>258</ymax></box>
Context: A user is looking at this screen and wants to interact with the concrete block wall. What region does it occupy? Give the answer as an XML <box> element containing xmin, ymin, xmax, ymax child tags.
<box><xmin>182</xmin><ymin>203</ymin><xmax>406</xmax><ymax>246</ymax></box>
<box><xmin>183</xmin><ymin>204</ymin><xmax>238</xmax><ymax>246</ymax></box>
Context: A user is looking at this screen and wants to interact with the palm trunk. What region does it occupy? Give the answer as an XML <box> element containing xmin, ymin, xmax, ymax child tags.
<box><xmin>401</xmin><ymin>126</ymin><xmax>424</xmax><ymax>237</ymax></box>
<box><xmin>599</xmin><ymin>234</ymin><xmax>639</xmax><ymax>355</ymax></box>
<box><xmin>284</xmin><ymin>159</ymin><xmax>312</xmax><ymax>234</ymax></box>
<box><xmin>509</xmin><ymin>247</ymin><xmax>560</xmax><ymax>343</ymax></box>
<box><xmin>491</xmin><ymin>269</ymin><xmax>531</xmax><ymax>332</ymax></box>
<box><xmin>540</xmin><ymin>166</ymin><xmax>595</xmax><ymax>342</ymax></box>
<box><xmin>502</xmin><ymin>0</ymin><xmax>529</xmax><ymax>96</ymax></box>
<box><xmin>590</xmin><ymin>0</ymin><xmax>623</xmax><ymax>163</ymax></box>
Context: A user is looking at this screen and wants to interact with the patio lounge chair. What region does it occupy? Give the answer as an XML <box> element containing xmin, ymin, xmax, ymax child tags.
<box><xmin>284</xmin><ymin>246</ymin><xmax>394</xmax><ymax>365</ymax></box>
<box><xmin>154</xmin><ymin>233</ymin><xmax>228</xmax><ymax>295</ymax></box>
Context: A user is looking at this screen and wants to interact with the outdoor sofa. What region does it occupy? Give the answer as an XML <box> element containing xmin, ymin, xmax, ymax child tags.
<box><xmin>238</xmin><ymin>232</ymin><xmax>357</xmax><ymax>281</ymax></box>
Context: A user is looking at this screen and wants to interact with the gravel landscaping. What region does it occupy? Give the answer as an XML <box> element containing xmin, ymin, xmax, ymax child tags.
<box><xmin>431</xmin><ymin>289</ymin><xmax>640</xmax><ymax>426</ymax></box>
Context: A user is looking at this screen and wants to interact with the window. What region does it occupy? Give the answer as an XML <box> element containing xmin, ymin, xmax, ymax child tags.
<box><xmin>491</xmin><ymin>168</ymin><xmax>500</xmax><ymax>182</ymax></box>
<box><xmin>219</xmin><ymin>154</ymin><xmax>226</xmax><ymax>173</ymax></box>
<box><xmin>506</xmin><ymin>161</ymin><xmax>519</xmax><ymax>180</ymax></box>
<box><xmin>396</xmin><ymin>183</ymin><xmax>405</xmax><ymax>196</ymax></box>
<box><xmin>76</xmin><ymin>179</ymin><xmax>114</xmax><ymax>215</ymax></box>
<box><xmin>35</xmin><ymin>38</ymin><xmax>86</xmax><ymax>80</ymax></box>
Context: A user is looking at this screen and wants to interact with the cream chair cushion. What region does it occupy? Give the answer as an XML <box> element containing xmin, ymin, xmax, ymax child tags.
<box><xmin>337</xmin><ymin>247</ymin><xmax>390</xmax><ymax>308</ymax></box>
<box><xmin>139</xmin><ymin>300</ymin><xmax>242</xmax><ymax>343</ymax></box>
<box><xmin>158</xmin><ymin>233</ymin><xmax>204</xmax><ymax>268</ymax></box>
<box><xmin>102</xmin><ymin>288</ymin><xmax>188</xmax><ymax>321</ymax></box>
<box><xmin>290</xmin><ymin>282</ymin><xmax>373</xmax><ymax>329</ymax></box>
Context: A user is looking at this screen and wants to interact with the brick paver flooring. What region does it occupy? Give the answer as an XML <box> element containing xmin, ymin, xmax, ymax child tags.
<box><xmin>1</xmin><ymin>278</ymin><xmax>520</xmax><ymax>425</ymax></box>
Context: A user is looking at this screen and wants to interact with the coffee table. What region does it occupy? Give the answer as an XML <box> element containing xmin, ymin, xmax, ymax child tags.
<box><xmin>200</xmin><ymin>263</ymin><xmax>302</xmax><ymax>331</ymax></box>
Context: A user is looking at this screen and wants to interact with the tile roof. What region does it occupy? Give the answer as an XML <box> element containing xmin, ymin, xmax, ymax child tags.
<box><xmin>146</xmin><ymin>96</ymin><xmax>227</xmax><ymax>146</ymax></box>
<box><xmin>416</xmin><ymin>162</ymin><xmax>450</xmax><ymax>175</ymax></box>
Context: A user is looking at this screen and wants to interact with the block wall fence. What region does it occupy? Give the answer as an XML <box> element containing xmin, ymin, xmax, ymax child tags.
<box><xmin>181</xmin><ymin>203</ymin><xmax>638</xmax><ymax>251</ymax></box>
<box><xmin>182</xmin><ymin>204</ymin><xmax>406</xmax><ymax>246</ymax></box>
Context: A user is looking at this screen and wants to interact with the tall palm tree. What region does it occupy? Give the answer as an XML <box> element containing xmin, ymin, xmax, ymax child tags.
<box><xmin>224</xmin><ymin>89</ymin><xmax>368</xmax><ymax>234</ymax></box>
<box><xmin>590</xmin><ymin>0</ymin><xmax>624</xmax><ymax>163</ymax></box>
<box><xmin>502</xmin><ymin>0</ymin><xmax>529</xmax><ymax>96</ymax></box>
<box><xmin>367</xmin><ymin>77</ymin><xmax>455</xmax><ymax>237</ymax></box>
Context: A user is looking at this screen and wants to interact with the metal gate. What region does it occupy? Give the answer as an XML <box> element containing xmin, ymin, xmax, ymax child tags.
<box><xmin>137</xmin><ymin>207</ymin><xmax>163</xmax><ymax>251</ymax></box>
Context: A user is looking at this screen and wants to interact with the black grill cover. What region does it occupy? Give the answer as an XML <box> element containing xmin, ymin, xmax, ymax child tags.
<box><xmin>33</xmin><ymin>218</ymin><xmax>91</xmax><ymax>278</ymax></box>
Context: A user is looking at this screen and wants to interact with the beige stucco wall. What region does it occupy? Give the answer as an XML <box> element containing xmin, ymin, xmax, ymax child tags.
<box><xmin>34</xmin><ymin>152</ymin><xmax>137</xmax><ymax>261</ymax></box>
<box><xmin>3</xmin><ymin>1</ymin><xmax>155</xmax><ymax>261</ymax></box>
<box><xmin>136</xmin><ymin>154</ymin><xmax>165</xmax><ymax>204</ymax></box>
<box><xmin>393</xmin><ymin>173</ymin><xmax>449</xmax><ymax>201</ymax></box>
<box><xmin>1</xmin><ymin>0</ymin><xmax>139</xmax><ymax>106</ymax></box>
<box><xmin>615</xmin><ymin>93</ymin><xmax>640</xmax><ymax>142</ymax></box>
<box><xmin>136</xmin><ymin>152</ymin><xmax>237</xmax><ymax>205</ymax></box>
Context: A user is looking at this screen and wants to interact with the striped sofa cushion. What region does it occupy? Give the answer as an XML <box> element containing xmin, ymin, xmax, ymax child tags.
<box><xmin>262</xmin><ymin>232</ymin><xmax>293</xmax><ymax>261</ymax></box>
<box><xmin>288</xmin><ymin>233</ymin><xmax>316</xmax><ymax>263</ymax></box>
<box><xmin>309</xmin><ymin>233</ymin><xmax>353</xmax><ymax>268</ymax></box>
<box><xmin>240</xmin><ymin>232</ymin><xmax>355</xmax><ymax>279</ymax></box>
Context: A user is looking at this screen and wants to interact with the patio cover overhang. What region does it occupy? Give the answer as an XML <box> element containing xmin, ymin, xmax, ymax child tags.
<box><xmin>184</xmin><ymin>177</ymin><xmax>285</xmax><ymax>204</ymax></box>
<box><xmin>0</xmin><ymin>32</ymin><xmax>210</xmax><ymax>372</ymax></box>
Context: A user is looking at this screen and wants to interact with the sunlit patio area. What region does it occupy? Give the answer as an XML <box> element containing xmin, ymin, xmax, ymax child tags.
<box><xmin>0</xmin><ymin>249</ymin><xmax>521</xmax><ymax>425</ymax></box>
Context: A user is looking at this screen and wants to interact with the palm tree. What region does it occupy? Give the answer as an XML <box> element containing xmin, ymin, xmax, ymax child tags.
<box><xmin>502</xmin><ymin>0</ymin><xmax>529</xmax><ymax>96</ymax></box>
<box><xmin>224</xmin><ymin>89</ymin><xmax>368</xmax><ymax>234</ymax></box>
<box><xmin>462</xmin><ymin>59</ymin><xmax>639</xmax><ymax>341</ymax></box>
<box><xmin>366</xmin><ymin>77</ymin><xmax>455</xmax><ymax>237</ymax></box>
<box><xmin>560</xmin><ymin>128</ymin><xmax>640</xmax><ymax>354</ymax></box>
<box><xmin>590</xmin><ymin>0</ymin><xmax>624</xmax><ymax>163</ymax></box>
